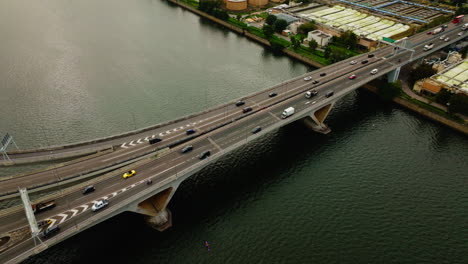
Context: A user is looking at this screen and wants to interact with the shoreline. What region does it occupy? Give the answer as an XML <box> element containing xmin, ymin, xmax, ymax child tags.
<box><xmin>166</xmin><ymin>0</ymin><xmax>467</xmax><ymax>135</ymax></box>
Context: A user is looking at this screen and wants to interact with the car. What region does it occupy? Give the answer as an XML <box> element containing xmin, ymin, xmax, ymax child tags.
<box><xmin>312</xmin><ymin>80</ymin><xmax>319</xmax><ymax>84</ymax></box>
<box><xmin>350</xmin><ymin>60</ymin><xmax>357</xmax><ymax>65</ymax></box>
<box><xmin>361</xmin><ymin>60</ymin><xmax>368</xmax><ymax>64</ymax></box>
<box><xmin>149</xmin><ymin>137</ymin><xmax>162</xmax><ymax>144</ymax></box>
<box><xmin>439</xmin><ymin>35</ymin><xmax>446</xmax><ymax>40</ymax></box>
<box><xmin>320</xmin><ymin>73</ymin><xmax>326</xmax><ymax>77</ymax></box>
<box><xmin>122</xmin><ymin>170</ymin><xmax>136</xmax><ymax>179</ymax></box>
<box><xmin>426</xmin><ymin>31</ymin><xmax>432</xmax><ymax>35</ymax></box>
<box><xmin>348</xmin><ymin>74</ymin><xmax>357</xmax><ymax>79</ymax></box>
<box><xmin>368</xmin><ymin>54</ymin><xmax>375</xmax><ymax>58</ymax></box>
<box><xmin>444</xmin><ymin>37</ymin><xmax>450</xmax><ymax>41</ymax></box>
<box><xmin>235</xmin><ymin>100</ymin><xmax>245</xmax><ymax>107</ymax></box>
<box><xmin>186</xmin><ymin>128</ymin><xmax>196</xmax><ymax>135</ymax></box>
<box><xmin>91</xmin><ymin>199</ymin><xmax>109</xmax><ymax>212</ymax></box>
<box><xmin>305</xmin><ymin>90</ymin><xmax>318</xmax><ymax>98</ymax></box>
<box><xmin>181</xmin><ymin>145</ymin><xmax>193</xmax><ymax>153</ymax></box>
<box><xmin>269</xmin><ymin>92</ymin><xmax>277</xmax><ymax>98</ymax></box>
<box><xmin>370</xmin><ymin>69</ymin><xmax>378</xmax><ymax>75</ymax></box>
<box><xmin>242</xmin><ymin>107</ymin><xmax>252</xmax><ymax>113</ymax></box>
<box><xmin>199</xmin><ymin>150</ymin><xmax>211</xmax><ymax>160</ymax></box>
<box><xmin>458</xmin><ymin>32</ymin><xmax>463</xmax><ymax>36</ymax></box>
<box><xmin>252</xmin><ymin>126</ymin><xmax>262</xmax><ymax>134</ymax></box>
<box><xmin>325</xmin><ymin>91</ymin><xmax>334</xmax><ymax>98</ymax></box>
<box><xmin>303</xmin><ymin>76</ymin><xmax>312</xmax><ymax>81</ymax></box>
<box><xmin>41</xmin><ymin>226</ymin><xmax>60</xmax><ymax>239</ymax></box>
<box><xmin>82</xmin><ymin>185</ymin><xmax>95</xmax><ymax>195</ymax></box>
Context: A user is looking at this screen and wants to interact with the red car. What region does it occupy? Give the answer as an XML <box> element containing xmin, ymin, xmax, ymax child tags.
<box><xmin>348</xmin><ymin>74</ymin><xmax>357</xmax><ymax>80</ymax></box>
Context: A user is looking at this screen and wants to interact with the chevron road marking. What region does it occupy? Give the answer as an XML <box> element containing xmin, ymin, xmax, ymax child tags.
<box><xmin>144</xmin><ymin>136</ymin><xmax>150</xmax><ymax>141</ymax></box>
<box><xmin>70</xmin><ymin>209</ymin><xmax>79</xmax><ymax>217</ymax></box>
<box><xmin>120</xmin><ymin>142</ymin><xmax>128</xmax><ymax>149</ymax></box>
<box><xmin>136</xmin><ymin>138</ymin><xmax>143</xmax><ymax>144</ymax></box>
<box><xmin>128</xmin><ymin>140</ymin><xmax>136</xmax><ymax>147</ymax></box>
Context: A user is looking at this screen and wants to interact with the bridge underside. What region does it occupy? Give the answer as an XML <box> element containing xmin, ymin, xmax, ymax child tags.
<box><xmin>303</xmin><ymin>102</ymin><xmax>334</xmax><ymax>134</ymax></box>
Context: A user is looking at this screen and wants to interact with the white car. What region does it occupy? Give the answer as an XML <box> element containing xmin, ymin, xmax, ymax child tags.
<box><xmin>303</xmin><ymin>76</ymin><xmax>312</xmax><ymax>81</ymax></box>
<box><xmin>91</xmin><ymin>199</ymin><xmax>109</xmax><ymax>212</ymax></box>
<box><xmin>350</xmin><ymin>60</ymin><xmax>357</xmax><ymax>65</ymax></box>
<box><xmin>439</xmin><ymin>35</ymin><xmax>446</xmax><ymax>40</ymax></box>
<box><xmin>458</xmin><ymin>32</ymin><xmax>463</xmax><ymax>36</ymax></box>
<box><xmin>444</xmin><ymin>37</ymin><xmax>450</xmax><ymax>42</ymax></box>
<box><xmin>370</xmin><ymin>69</ymin><xmax>378</xmax><ymax>75</ymax></box>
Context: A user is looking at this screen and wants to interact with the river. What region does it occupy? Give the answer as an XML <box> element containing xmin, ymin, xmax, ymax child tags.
<box><xmin>0</xmin><ymin>0</ymin><xmax>467</xmax><ymax>263</ymax></box>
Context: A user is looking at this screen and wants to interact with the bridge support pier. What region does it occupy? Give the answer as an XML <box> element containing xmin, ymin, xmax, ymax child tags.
<box><xmin>128</xmin><ymin>182</ymin><xmax>180</xmax><ymax>232</ymax></box>
<box><xmin>387</xmin><ymin>66</ymin><xmax>401</xmax><ymax>83</ymax></box>
<box><xmin>303</xmin><ymin>102</ymin><xmax>334</xmax><ymax>134</ymax></box>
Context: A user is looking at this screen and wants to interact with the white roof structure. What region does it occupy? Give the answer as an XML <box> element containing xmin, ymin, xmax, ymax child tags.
<box><xmin>434</xmin><ymin>60</ymin><xmax>468</xmax><ymax>94</ymax></box>
<box><xmin>299</xmin><ymin>5</ymin><xmax>410</xmax><ymax>41</ymax></box>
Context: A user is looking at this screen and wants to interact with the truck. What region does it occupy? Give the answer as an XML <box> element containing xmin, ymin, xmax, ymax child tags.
<box><xmin>452</xmin><ymin>15</ymin><xmax>464</xmax><ymax>24</ymax></box>
<box><xmin>432</xmin><ymin>27</ymin><xmax>444</xmax><ymax>35</ymax></box>
<box><xmin>423</xmin><ymin>43</ymin><xmax>434</xmax><ymax>51</ymax></box>
<box><xmin>281</xmin><ymin>107</ymin><xmax>295</xmax><ymax>119</ymax></box>
<box><xmin>32</xmin><ymin>200</ymin><xmax>56</xmax><ymax>214</ymax></box>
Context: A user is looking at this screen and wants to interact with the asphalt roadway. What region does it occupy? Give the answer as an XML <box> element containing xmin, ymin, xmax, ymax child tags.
<box><xmin>0</xmin><ymin>21</ymin><xmax>466</xmax><ymax>264</ymax></box>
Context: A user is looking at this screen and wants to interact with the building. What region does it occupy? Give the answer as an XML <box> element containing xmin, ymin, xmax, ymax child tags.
<box><xmin>415</xmin><ymin>59</ymin><xmax>468</xmax><ymax>96</ymax></box>
<box><xmin>274</xmin><ymin>13</ymin><xmax>299</xmax><ymax>25</ymax></box>
<box><xmin>307</xmin><ymin>30</ymin><xmax>333</xmax><ymax>46</ymax></box>
<box><xmin>226</xmin><ymin>0</ymin><xmax>247</xmax><ymax>11</ymax></box>
<box><xmin>288</xmin><ymin>21</ymin><xmax>304</xmax><ymax>34</ymax></box>
<box><xmin>248</xmin><ymin>0</ymin><xmax>268</xmax><ymax>7</ymax></box>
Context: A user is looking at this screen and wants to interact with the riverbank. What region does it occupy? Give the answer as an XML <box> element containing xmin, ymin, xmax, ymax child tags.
<box><xmin>166</xmin><ymin>0</ymin><xmax>467</xmax><ymax>135</ymax></box>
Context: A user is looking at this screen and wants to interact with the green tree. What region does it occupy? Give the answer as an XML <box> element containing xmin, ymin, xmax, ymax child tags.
<box><xmin>262</xmin><ymin>24</ymin><xmax>274</xmax><ymax>39</ymax></box>
<box><xmin>236</xmin><ymin>14</ymin><xmax>242</xmax><ymax>21</ymax></box>
<box><xmin>290</xmin><ymin>36</ymin><xmax>301</xmax><ymax>50</ymax></box>
<box><xmin>329</xmin><ymin>49</ymin><xmax>350</xmax><ymax>63</ymax></box>
<box><xmin>408</xmin><ymin>64</ymin><xmax>437</xmax><ymax>87</ymax></box>
<box><xmin>448</xmin><ymin>94</ymin><xmax>468</xmax><ymax>115</ymax></box>
<box><xmin>265</xmin><ymin>15</ymin><xmax>277</xmax><ymax>25</ymax></box>
<box><xmin>273</xmin><ymin>19</ymin><xmax>288</xmax><ymax>33</ymax></box>
<box><xmin>434</xmin><ymin>89</ymin><xmax>452</xmax><ymax>105</ymax></box>
<box><xmin>324</xmin><ymin>46</ymin><xmax>331</xmax><ymax>59</ymax></box>
<box><xmin>308</xmin><ymin>39</ymin><xmax>318</xmax><ymax>51</ymax></box>
<box><xmin>298</xmin><ymin>22</ymin><xmax>315</xmax><ymax>35</ymax></box>
<box><xmin>378</xmin><ymin>80</ymin><xmax>402</xmax><ymax>101</ymax></box>
<box><xmin>269</xmin><ymin>38</ymin><xmax>286</xmax><ymax>54</ymax></box>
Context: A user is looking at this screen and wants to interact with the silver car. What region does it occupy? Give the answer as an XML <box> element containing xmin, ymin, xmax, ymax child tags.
<box><xmin>91</xmin><ymin>199</ymin><xmax>109</xmax><ymax>212</ymax></box>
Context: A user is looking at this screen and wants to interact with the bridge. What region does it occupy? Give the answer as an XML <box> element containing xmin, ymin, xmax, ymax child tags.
<box><xmin>0</xmin><ymin>21</ymin><xmax>466</xmax><ymax>263</ymax></box>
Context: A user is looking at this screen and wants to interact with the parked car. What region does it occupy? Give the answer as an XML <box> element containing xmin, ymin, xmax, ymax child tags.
<box><xmin>186</xmin><ymin>128</ymin><xmax>196</xmax><ymax>135</ymax></box>
<box><xmin>235</xmin><ymin>100</ymin><xmax>245</xmax><ymax>107</ymax></box>
<box><xmin>252</xmin><ymin>126</ymin><xmax>262</xmax><ymax>134</ymax></box>
<box><xmin>82</xmin><ymin>185</ymin><xmax>95</xmax><ymax>195</ymax></box>
<box><xmin>348</xmin><ymin>74</ymin><xmax>357</xmax><ymax>79</ymax></box>
<box><xmin>361</xmin><ymin>60</ymin><xmax>368</xmax><ymax>64</ymax></box>
<box><xmin>269</xmin><ymin>92</ymin><xmax>277</xmax><ymax>98</ymax></box>
<box><xmin>303</xmin><ymin>76</ymin><xmax>312</xmax><ymax>81</ymax></box>
<box><xmin>122</xmin><ymin>170</ymin><xmax>136</xmax><ymax>179</ymax></box>
<box><xmin>91</xmin><ymin>199</ymin><xmax>109</xmax><ymax>212</ymax></box>
<box><xmin>242</xmin><ymin>107</ymin><xmax>252</xmax><ymax>113</ymax></box>
<box><xmin>199</xmin><ymin>150</ymin><xmax>211</xmax><ymax>160</ymax></box>
<box><xmin>181</xmin><ymin>145</ymin><xmax>193</xmax><ymax>154</ymax></box>
<box><xmin>350</xmin><ymin>60</ymin><xmax>357</xmax><ymax>65</ymax></box>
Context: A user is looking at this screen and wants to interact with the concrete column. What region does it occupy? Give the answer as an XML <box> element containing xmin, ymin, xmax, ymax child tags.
<box><xmin>127</xmin><ymin>182</ymin><xmax>180</xmax><ymax>231</ymax></box>
<box><xmin>387</xmin><ymin>66</ymin><xmax>401</xmax><ymax>83</ymax></box>
<box><xmin>303</xmin><ymin>102</ymin><xmax>334</xmax><ymax>134</ymax></box>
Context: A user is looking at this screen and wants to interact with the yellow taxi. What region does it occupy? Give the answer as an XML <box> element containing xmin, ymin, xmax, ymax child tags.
<box><xmin>122</xmin><ymin>170</ymin><xmax>136</xmax><ymax>179</ymax></box>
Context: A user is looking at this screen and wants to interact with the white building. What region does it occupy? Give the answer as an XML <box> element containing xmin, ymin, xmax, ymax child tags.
<box><xmin>307</xmin><ymin>30</ymin><xmax>333</xmax><ymax>46</ymax></box>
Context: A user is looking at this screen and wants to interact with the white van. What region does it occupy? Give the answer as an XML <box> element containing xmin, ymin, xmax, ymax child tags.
<box><xmin>370</xmin><ymin>69</ymin><xmax>378</xmax><ymax>75</ymax></box>
<box><xmin>281</xmin><ymin>107</ymin><xmax>295</xmax><ymax>119</ymax></box>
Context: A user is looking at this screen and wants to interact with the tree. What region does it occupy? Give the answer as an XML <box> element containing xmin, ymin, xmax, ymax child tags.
<box><xmin>298</xmin><ymin>22</ymin><xmax>315</xmax><ymax>35</ymax></box>
<box><xmin>236</xmin><ymin>14</ymin><xmax>242</xmax><ymax>21</ymax></box>
<box><xmin>329</xmin><ymin>49</ymin><xmax>350</xmax><ymax>63</ymax></box>
<box><xmin>455</xmin><ymin>7</ymin><xmax>468</xmax><ymax>16</ymax></box>
<box><xmin>290</xmin><ymin>36</ymin><xmax>301</xmax><ymax>50</ymax></box>
<box><xmin>324</xmin><ymin>46</ymin><xmax>331</xmax><ymax>59</ymax></box>
<box><xmin>262</xmin><ymin>24</ymin><xmax>274</xmax><ymax>39</ymax></box>
<box><xmin>448</xmin><ymin>94</ymin><xmax>468</xmax><ymax>116</ymax></box>
<box><xmin>265</xmin><ymin>15</ymin><xmax>277</xmax><ymax>25</ymax></box>
<box><xmin>308</xmin><ymin>39</ymin><xmax>318</xmax><ymax>51</ymax></box>
<box><xmin>378</xmin><ymin>81</ymin><xmax>402</xmax><ymax>101</ymax></box>
<box><xmin>408</xmin><ymin>64</ymin><xmax>437</xmax><ymax>87</ymax></box>
<box><xmin>273</xmin><ymin>19</ymin><xmax>288</xmax><ymax>33</ymax></box>
<box><xmin>269</xmin><ymin>39</ymin><xmax>286</xmax><ymax>54</ymax></box>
